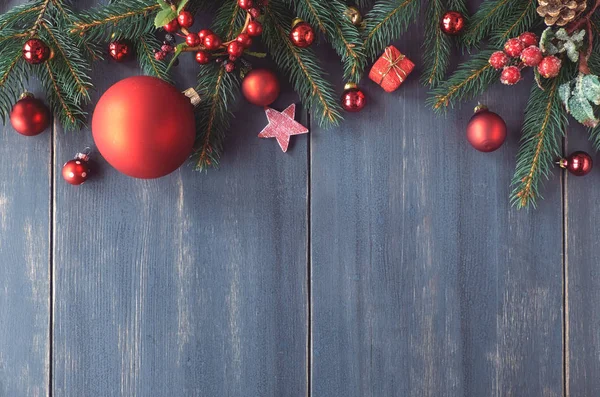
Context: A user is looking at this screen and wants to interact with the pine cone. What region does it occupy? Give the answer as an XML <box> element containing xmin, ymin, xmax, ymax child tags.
<box><xmin>537</xmin><ymin>0</ymin><xmax>586</xmax><ymax>26</ymax></box>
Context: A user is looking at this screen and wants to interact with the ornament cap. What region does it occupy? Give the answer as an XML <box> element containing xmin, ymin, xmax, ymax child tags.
<box><xmin>292</xmin><ymin>18</ymin><xmax>304</xmax><ymax>28</ymax></box>
<box><xmin>183</xmin><ymin>87</ymin><xmax>201</xmax><ymax>107</ymax></box>
<box><xmin>558</xmin><ymin>158</ymin><xmax>568</xmax><ymax>169</ymax></box>
<box><xmin>344</xmin><ymin>82</ymin><xmax>358</xmax><ymax>91</ymax></box>
<box><xmin>19</xmin><ymin>92</ymin><xmax>34</xmax><ymax>100</ymax></box>
<box><xmin>474</xmin><ymin>103</ymin><xmax>488</xmax><ymax>113</ymax></box>
<box><xmin>75</xmin><ymin>150</ymin><xmax>91</xmax><ymax>163</ymax></box>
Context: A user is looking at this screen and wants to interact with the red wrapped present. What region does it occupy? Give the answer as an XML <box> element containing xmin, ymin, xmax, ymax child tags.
<box><xmin>369</xmin><ymin>45</ymin><xmax>414</xmax><ymax>93</ymax></box>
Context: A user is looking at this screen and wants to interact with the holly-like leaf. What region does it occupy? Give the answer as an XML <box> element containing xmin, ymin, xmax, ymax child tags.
<box><xmin>177</xmin><ymin>0</ymin><xmax>189</xmax><ymax>13</ymax></box>
<box><xmin>564</xmin><ymin>41</ymin><xmax>579</xmax><ymax>62</ymax></box>
<box><xmin>582</xmin><ymin>74</ymin><xmax>600</xmax><ymax>105</ymax></box>
<box><xmin>569</xmin><ymin>94</ymin><xmax>598</xmax><ymax>127</ymax></box>
<box><xmin>157</xmin><ymin>0</ymin><xmax>170</xmax><ymax>9</ymax></box>
<box><xmin>154</xmin><ymin>8</ymin><xmax>176</xmax><ymax>28</ymax></box>
<box><xmin>559</xmin><ymin>81</ymin><xmax>572</xmax><ymax>110</ymax></box>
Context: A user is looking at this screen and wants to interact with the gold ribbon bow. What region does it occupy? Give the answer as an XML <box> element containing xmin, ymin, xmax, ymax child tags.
<box><xmin>378</xmin><ymin>47</ymin><xmax>408</xmax><ymax>85</ymax></box>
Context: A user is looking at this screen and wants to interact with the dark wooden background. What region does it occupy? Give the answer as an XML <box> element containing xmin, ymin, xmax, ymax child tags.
<box><xmin>1</xmin><ymin>0</ymin><xmax>599</xmax><ymax>396</ymax></box>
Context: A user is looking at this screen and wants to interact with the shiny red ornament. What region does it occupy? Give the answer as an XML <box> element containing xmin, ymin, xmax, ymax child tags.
<box><xmin>242</xmin><ymin>69</ymin><xmax>281</xmax><ymax>106</ymax></box>
<box><xmin>341</xmin><ymin>83</ymin><xmax>366</xmax><ymax>112</ymax></box>
<box><xmin>258</xmin><ymin>104</ymin><xmax>309</xmax><ymax>152</ymax></box>
<box><xmin>228</xmin><ymin>41</ymin><xmax>244</xmax><ymax>58</ymax></box>
<box><xmin>238</xmin><ymin>0</ymin><xmax>253</xmax><ymax>9</ymax></box>
<box><xmin>236</xmin><ymin>33</ymin><xmax>253</xmax><ymax>48</ymax></box>
<box><xmin>466</xmin><ymin>106</ymin><xmax>507</xmax><ymax>152</ymax></box>
<box><xmin>203</xmin><ymin>33</ymin><xmax>222</xmax><ymax>50</ymax></box>
<box><xmin>560</xmin><ymin>151</ymin><xmax>593</xmax><ymax>176</ymax></box>
<box><xmin>92</xmin><ymin>76</ymin><xmax>196</xmax><ymax>179</ymax></box>
<box><xmin>22</xmin><ymin>39</ymin><xmax>51</xmax><ymax>64</ymax></box>
<box><xmin>10</xmin><ymin>94</ymin><xmax>51</xmax><ymax>136</ymax></box>
<box><xmin>290</xmin><ymin>19</ymin><xmax>315</xmax><ymax>48</ymax></box>
<box><xmin>177</xmin><ymin>11</ymin><xmax>194</xmax><ymax>28</ymax></box>
<box><xmin>440</xmin><ymin>11</ymin><xmax>465</xmax><ymax>35</ymax></box>
<box><xmin>163</xmin><ymin>18</ymin><xmax>179</xmax><ymax>33</ymax></box>
<box><xmin>246</xmin><ymin>21</ymin><xmax>263</xmax><ymax>37</ymax></box>
<box><xmin>186</xmin><ymin>33</ymin><xmax>201</xmax><ymax>47</ymax></box>
<box><xmin>108</xmin><ymin>41</ymin><xmax>130</xmax><ymax>62</ymax></box>
<box><xmin>195</xmin><ymin>50</ymin><xmax>210</xmax><ymax>64</ymax></box>
<box><xmin>62</xmin><ymin>153</ymin><xmax>90</xmax><ymax>186</ymax></box>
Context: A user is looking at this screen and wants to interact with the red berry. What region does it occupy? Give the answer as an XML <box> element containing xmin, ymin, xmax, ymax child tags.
<box><xmin>520</xmin><ymin>46</ymin><xmax>543</xmax><ymax>67</ymax></box>
<box><xmin>163</xmin><ymin>19</ymin><xmax>179</xmax><ymax>33</ymax></box>
<box><xmin>228</xmin><ymin>41</ymin><xmax>244</xmax><ymax>58</ymax></box>
<box><xmin>238</xmin><ymin>0</ymin><xmax>253</xmax><ymax>10</ymax></box>
<box><xmin>154</xmin><ymin>51</ymin><xmax>166</xmax><ymax>61</ymax></box>
<box><xmin>198</xmin><ymin>29</ymin><xmax>213</xmax><ymax>40</ymax></box>
<box><xmin>203</xmin><ymin>33</ymin><xmax>222</xmax><ymax>50</ymax></box>
<box><xmin>500</xmin><ymin>66</ymin><xmax>521</xmax><ymax>85</ymax></box>
<box><xmin>161</xmin><ymin>44</ymin><xmax>173</xmax><ymax>53</ymax></box>
<box><xmin>489</xmin><ymin>51</ymin><xmax>509</xmax><ymax>70</ymax></box>
<box><xmin>195</xmin><ymin>50</ymin><xmax>211</xmax><ymax>64</ymax></box>
<box><xmin>236</xmin><ymin>33</ymin><xmax>253</xmax><ymax>48</ymax></box>
<box><xmin>186</xmin><ymin>33</ymin><xmax>201</xmax><ymax>47</ymax></box>
<box><xmin>225</xmin><ymin>62</ymin><xmax>236</xmax><ymax>73</ymax></box>
<box><xmin>249</xmin><ymin>8</ymin><xmax>261</xmax><ymax>19</ymax></box>
<box><xmin>537</xmin><ymin>55</ymin><xmax>562</xmax><ymax>78</ymax></box>
<box><xmin>518</xmin><ymin>32</ymin><xmax>538</xmax><ymax>48</ymax></box>
<box><xmin>177</xmin><ymin>11</ymin><xmax>194</xmax><ymax>28</ymax></box>
<box><xmin>246</xmin><ymin>21</ymin><xmax>263</xmax><ymax>37</ymax></box>
<box><xmin>504</xmin><ymin>38</ymin><xmax>525</xmax><ymax>57</ymax></box>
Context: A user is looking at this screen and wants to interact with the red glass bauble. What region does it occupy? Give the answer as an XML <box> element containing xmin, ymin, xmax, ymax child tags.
<box><xmin>10</xmin><ymin>94</ymin><xmax>51</xmax><ymax>136</ymax></box>
<box><xmin>560</xmin><ymin>151</ymin><xmax>593</xmax><ymax>176</ymax></box>
<box><xmin>242</xmin><ymin>69</ymin><xmax>280</xmax><ymax>107</ymax></box>
<box><xmin>92</xmin><ymin>76</ymin><xmax>196</xmax><ymax>179</ymax></box>
<box><xmin>341</xmin><ymin>84</ymin><xmax>366</xmax><ymax>112</ymax></box>
<box><xmin>440</xmin><ymin>11</ymin><xmax>465</xmax><ymax>35</ymax></box>
<box><xmin>62</xmin><ymin>154</ymin><xmax>90</xmax><ymax>185</ymax></box>
<box><xmin>290</xmin><ymin>20</ymin><xmax>315</xmax><ymax>48</ymax></box>
<box><xmin>108</xmin><ymin>41</ymin><xmax>130</xmax><ymax>62</ymax></box>
<box><xmin>466</xmin><ymin>106</ymin><xmax>507</xmax><ymax>152</ymax></box>
<box><xmin>23</xmin><ymin>39</ymin><xmax>51</xmax><ymax>64</ymax></box>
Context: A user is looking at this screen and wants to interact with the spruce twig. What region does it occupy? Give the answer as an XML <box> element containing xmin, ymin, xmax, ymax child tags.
<box><xmin>422</xmin><ymin>0</ymin><xmax>452</xmax><ymax>87</ymax></box>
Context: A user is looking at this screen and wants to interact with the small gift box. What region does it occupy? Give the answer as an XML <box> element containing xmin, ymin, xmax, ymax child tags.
<box><xmin>368</xmin><ymin>45</ymin><xmax>415</xmax><ymax>93</ymax></box>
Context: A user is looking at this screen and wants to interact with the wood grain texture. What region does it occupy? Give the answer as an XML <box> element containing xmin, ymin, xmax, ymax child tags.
<box><xmin>309</xmin><ymin>8</ymin><xmax>563</xmax><ymax>397</ymax></box>
<box><xmin>51</xmin><ymin>3</ymin><xmax>308</xmax><ymax>396</ymax></box>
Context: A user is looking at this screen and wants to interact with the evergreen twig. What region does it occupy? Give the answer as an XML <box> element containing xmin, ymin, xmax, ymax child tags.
<box><xmin>422</xmin><ymin>0</ymin><xmax>451</xmax><ymax>87</ymax></box>
<box><xmin>462</xmin><ymin>0</ymin><xmax>520</xmax><ymax>47</ymax></box>
<box><xmin>136</xmin><ymin>33</ymin><xmax>171</xmax><ymax>81</ymax></box>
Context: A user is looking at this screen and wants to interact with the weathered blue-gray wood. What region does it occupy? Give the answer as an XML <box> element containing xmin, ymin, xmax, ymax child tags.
<box><xmin>51</xmin><ymin>2</ymin><xmax>308</xmax><ymax>395</ymax></box>
<box><xmin>309</xmin><ymin>10</ymin><xmax>564</xmax><ymax>397</ymax></box>
<box><xmin>0</xmin><ymin>4</ymin><xmax>50</xmax><ymax>397</ymax></box>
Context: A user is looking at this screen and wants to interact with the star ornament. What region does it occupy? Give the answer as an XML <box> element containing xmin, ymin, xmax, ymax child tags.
<box><xmin>258</xmin><ymin>104</ymin><xmax>309</xmax><ymax>152</ymax></box>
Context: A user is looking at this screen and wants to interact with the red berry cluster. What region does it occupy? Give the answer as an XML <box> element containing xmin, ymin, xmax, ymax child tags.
<box><xmin>489</xmin><ymin>32</ymin><xmax>561</xmax><ymax>86</ymax></box>
<box><xmin>156</xmin><ymin>0</ymin><xmax>268</xmax><ymax>73</ymax></box>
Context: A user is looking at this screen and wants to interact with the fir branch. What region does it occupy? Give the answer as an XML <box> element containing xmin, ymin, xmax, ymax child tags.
<box><xmin>354</xmin><ymin>0</ymin><xmax>375</xmax><ymax>8</ymax></box>
<box><xmin>462</xmin><ymin>0</ymin><xmax>520</xmax><ymax>47</ymax></box>
<box><xmin>51</xmin><ymin>1</ymin><xmax>102</xmax><ymax>61</ymax></box>
<box><xmin>363</xmin><ymin>0</ymin><xmax>420</xmax><ymax>61</ymax></box>
<box><xmin>427</xmin><ymin>50</ymin><xmax>500</xmax><ymax>111</ymax></box>
<box><xmin>422</xmin><ymin>0</ymin><xmax>451</xmax><ymax>87</ymax></box>
<box><xmin>211</xmin><ymin>0</ymin><xmax>245</xmax><ymax>39</ymax></box>
<box><xmin>136</xmin><ymin>33</ymin><xmax>171</xmax><ymax>81</ymax></box>
<box><xmin>0</xmin><ymin>42</ymin><xmax>29</xmax><ymax>123</ymax></box>
<box><xmin>490</xmin><ymin>0</ymin><xmax>538</xmax><ymax>45</ymax></box>
<box><xmin>263</xmin><ymin>1</ymin><xmax>342</xmax><ymax>127</ymax></box>
<box><xmin>0</xmin><ymin>1</ymin><xmax>43</xmax><ymax>32</ymax></box>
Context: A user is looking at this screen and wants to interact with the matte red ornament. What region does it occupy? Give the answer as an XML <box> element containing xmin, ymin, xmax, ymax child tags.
<box><xmin>92</xmin><ymin>76</ymin><xmax>196</xmax><ymax>179</ymax></box>
<box><xmin>289</xmin><ymin>19</ymin><xmax>315</xmax><ymax>48</ymax></box>
<box><xmin>163</xmin><ymin>19</ymin><xmax>179</xmax><ymax>33</ymax></box>
<box><xmin>62</xmin><ymin>153</ymin><xmax>90</xmax><ymax>186</ymax></box>
<box><xmin>440</xmin><ymin>11</ymin><xmax>465</xmax><ymax>35</ymax></box>
<box><xmin>203</xmin><ymin>33</ymin><xmax>222</xmax><ymax>50</ymax></box>
<box><xmin>341</xmin><ymin>83</ymin><xmax>366</xmax><ymax>112</ymax></box>
<box><xmin>177</xmin><ymin>11</ymin><xmax>194</xmax><ymax>28</ymax></box>
<box><xmin>560</xmin><ymin>151</ymin><xmax>593</xmax><ymax>176</ymax></box>
<box><xmin>258</xmin><ymin>104</ymin><xmax>309</xmax><ymax>152</ymax></box>
<box><xmin>22</xmin><ymin>39</ymin><xmax>51</xmax><ymax>64</ymax></box>
<box><xmin>10</xmin><ymin>94</ymin><xmax>51</xmax><ymax>136</ymax></box>
<box><xmin>466</xmin><ymin>106</ymin><xmax>507</xmax><ymax>152</ymax></box>
<box><xmin>108</xmin><ymin>41</ymin><xmax>130</xmax><ymax>62</ymax></box>
<box><xmin>246</xmin><ymin>21</ymin><xmax>263</xmax><ymax>37</ymax></box>
<box><xmin>242</xmin><ymin>69</ymin><xmax>280</xmax><ymax>106</ymax></box>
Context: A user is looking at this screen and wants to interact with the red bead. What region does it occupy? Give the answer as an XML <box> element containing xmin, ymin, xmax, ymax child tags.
<box><xmin>154</xmin><ymin>51</ymin><xmax>166</xmax><ymax>61</ymax></box>
<box><xmin>203</xmin><ymin>34</ymin><xmax>222</xmax><ymax>50</ymax></box>
<box><xmin>500</xmin><ymin>66</ymin><xmax>521</xmax><ymax>85</ymax></box>
<box><xmin>249</xmin><ymin>8</ymin><xmax>261</xmax><ymax>19</ymax></box>
<box><xmin>246</xmin><ymin>21</ymin><xmax>263</xmax><ymax>37</ymax></box>
<box><xmin>561</xmin><ymin>151</ymin><xmax>593</xmax><ymax>176</ymax></box>
<box><xmin>537</xmin><ymin>55</ymin><xmax>561</xmax><ymax>78</ymax></box>
<box><xmin>489</xmin><ymin>51</ymin><xmax>509</xmax><ymax>69</ymax></box>
<box><xmin>504</xmin><ymin>38</ymin><xmax>524</xmax><ymax>57</ymax></box>
<box><xmin>10</xmin><ymin>95</ymin><xmax>51</xmax><ymax>136</ymax></box>
<box><xmin>341</xmin><ymin>85</ymin><xmax>366</xmax><ymax>113</ymax></box>
<box><xmin>290</xmin><ymin>21</ymin><xmax>315</xmax><ymax>48</ymax></box>
<box><xmin>62</xmin><ymin>156</ymin><xmax>90</xmax><ymax>186</ymax></box>
<box><xmin>177</xmin><ymin>11</ymin><xmax>194</xmax><ymax>28</ymax></box>
<box><xmin>236</xmin><ymin>33</ymin><xmax>253</xmax><ymax>48</ymax></box>
<box><xmin>161</xmin><ymin>44</ymin><xmax>174</xmax><ymax>53</ymax></box>
<box><xmin>186</xmin><ymin>33</ymin><xmax>201</xmax><ymax>47</ymax></box>
<box><xmin>225</xmin><ymin>62</ymin><xmax>236</xmax><ymax>73</ymax></box>
<box><xmin>198</xmin><ymin>29</ymin><xmax>213</xmax><ymax>40</ymax></box>
<box><xmin>108</xmin><ymin>41</ymin><xmax>130</xmax><ymax>62</ymax></box>
<box><xmin>466</xmin><ymin>107</ymin><xmax>507</xmax><ymax>152</ymax></box>
<box><xmin>22</xmin><ymin>39</ymin><xmax>50</xmax><ymax>64</ymax></box>
<box><xmin>440</xmin><ymin>11</ymin><xmax>465</xmax><ymax>35</ymax></box>
<box><xmin>518</xmin><ymin>32</ymin><xmax>538</xmax><ymax>47</ymax></box>
<box><xmin>195</xmin><ymin>50</ymin><xmax>211</xmax><ymax>64</ymax></box>
<box><xmin>163</xmin><ymin>18</ymin><xmax>179</xmax><ymax>33</ymax></box>
<box><xmin>238</xmin><ymin>0</ymin><xmax>253</xmax><ymax>9</ymax></box>
<box><xmin>227</xmin><ymin>41</ymin><xmax>245</xmax><ymax>58</ymax></box>
<box><xmin>520</xmin><ymin>46</ymin><xmax>542</xmax><ymax>67</ymax></box>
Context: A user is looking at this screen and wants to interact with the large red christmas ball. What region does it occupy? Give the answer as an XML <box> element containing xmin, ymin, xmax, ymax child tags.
<box><xmin>10</xmin><ymin>94</ymin><xmax>51</xmax><ymax>136</ymax></box>
<box><xmin>242</xmin><ymin>69</ymin><xmax>280</xmax><ymax>107</ymax></box>
<box><xmin>92</xmin><ymin>76</ymin><xmax>195</xmax><ymax>179</ymax></box>
<box><xmin>466</xmin><ymin>106</ymin><xmax>507</xmax><ymax>152</ymax></box>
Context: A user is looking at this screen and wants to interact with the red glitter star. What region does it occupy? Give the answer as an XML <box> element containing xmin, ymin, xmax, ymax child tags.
<box><xmin>258</xmin><ymin>104</ymin><xmax>309</xmax><ymax>152</ymax></box>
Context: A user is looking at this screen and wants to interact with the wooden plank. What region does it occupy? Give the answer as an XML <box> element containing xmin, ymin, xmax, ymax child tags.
<box><xmin>309</xmin><ymin>14</ymin><xmax>564</xmax><ymax>397</ymax></box>
<box><xmin>51</xmin><ymin>6</ymin><xmax>308</xmax><ymax>396</ymax></box>
<box><xmin>0</xmin><ymin>4</ymin><xmax>50</xmax><ymax>397</ymax></box>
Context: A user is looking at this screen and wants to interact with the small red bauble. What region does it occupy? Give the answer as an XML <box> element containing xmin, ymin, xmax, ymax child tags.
<box><xmin>249</xmin><ymin>7</ymin><xmax>261</xmax><ymax>19</ymax></box>
<box><xmin>10</xmin><ymin>94</ymin><xmax>51</xmax><ymax>136</ymax></box>
<box><xmin>92</xmin><ymin>76</ymin><xmax>196</xmax><ymax>179</ymax></box>
<box><xmin>177</xmin><ymin>11</ymin><xmax>194</xmax><ymax>28</ymax></box>
<box><xmin>341</xmin><ymin>83</ymin><xmax>366</xmax><ymax>113</ymax></box>
<box><xmin>108</xmin><ymin>41</ymin><xmax>130</xmax><ymax>62</ymax></box>
<box><xmin>195</xmin><ymin>50</ymin><xmax>211</xmax><ymax>64</ymax></box>
<box><xmin>466</xmin><ymin>106</ymin><xmax>507</xmax><ymax>152</ymax></box>
<box><xmin>500</xmin><ymin>66</ymin><xmax>521</xmax><ymax>85</ymax></box>
<box><xmin>440</xmin><ymin>11</ymin><xmax>465</xmax><ymax>35</ymax></box>
<box><xmin>489</xmin><ymin>51</ymin><xmax>509</xmax><ymax>69</ymax></box>
<box><xmin>290</xmin><ymin>20</ymin><xmax>315</xmax><ymax>48</ymax></box>
<box><xmin>238</xmin><ymin>0</ymin><xmax>253</xmax><ymax>9</ymax></box>
<box><xmin>225</xmin><ymin>62</ymin><xmax>236</xmax><ymax>73</ymax></box>
<box><xmin>518</xmin><ymin>32</ymin><xmax>538</xmax><ymax>47</ymax></box>
<box><xmin>186</xmin><ymin>33</ymin><xmax>201</xmax><ymax>47</ymax></box>
<box><xmin>538</xmin><ymin>55</ymin><xmax>561</xmax><ymax>78</ymax></box>
<box><xmin>62</xmin><ymin>153</ymin><xmax>90</xmax><ymax>186</ymax></box>
<box><xmin>520</xmin><ymin>46</ymin><xmax>543</xmax><ymax>67</ymax></box>
<box><xmin>163</xmin><ymin>19</ymin><xmax>179</xmax><ymax>33</ymax></box>
<box><xmin>246</xmin><ymin>21</ymin><xmax>263</xmax><ymax>37</ymax></box>
<box><xmin>198</xmin><ymin>29</ymin><xmax>212</xmax><ymax>40</ymax></box>
<box><xmin>236</xmin><ymin>33</ymin><xmax>253</xmax><ymax>48</ymax></box>
<box><xmin>242</xmin><ymin>69</ymin><xmax>280</xmax><ymax>106</ymax></box>
<box><xmin>203</xmin><ymin>33</ymin><xmax>222</xmax><ymax>50</ymax></box>
<box><xmin>228</xmin><ymin>41</ymin><xmax>244</xmax><ymax>58</ymax></box>
<box><xmin>23</xmin><ymin>39</ymin><xmax>51</xmax><ymax>64</ymax></box>
<box><xmin>161</xmin><ymin>44</ymin><xmax>174</xmax><ymax>53</ymax></box>
<box><xmin>560</xmin><ymin>151</ymin><xmax>593</xmax><ymax>176</ymax></box>
<box><xmin>504</xmin><ymin>38</ymin><xmax>525</xmax><ymax>57</ymax></box>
